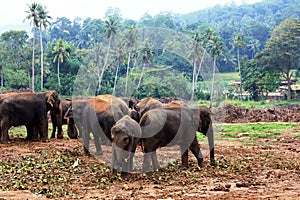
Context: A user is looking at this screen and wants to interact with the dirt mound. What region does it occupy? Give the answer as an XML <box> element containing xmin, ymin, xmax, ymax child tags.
<box><xmin>213</xmin><ymin>104</ymin><xmax>300</xmax><ymax>123</ymax></box>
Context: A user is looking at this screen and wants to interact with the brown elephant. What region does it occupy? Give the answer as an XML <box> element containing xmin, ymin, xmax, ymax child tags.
<box><xmin>67</xmin><ymin>95</ymin><xmax>130</xmax><ymax>155</ymax></box>
<box><xmin>139</xmin><ymin>106</ymin><xmax>214</xmax><ymax>172</ymax></box>
<box><xmin>134</xmin><ymin>97</ymin><xmax>163</xmax><ymax>118</ymax></box>
<box><xmin>50</xmin><ymin>98</ymin><xmax>78</xmax><ymax>139</ymax></box>
<box><xmin>111</xmin><ymin>115</ymin><xmax>142</xmax><ymax>174</ymax></box>
<box><xmin>0</xmin><ymin>90</ymin><xmax>61</xmax><ymax>143</ymax></box>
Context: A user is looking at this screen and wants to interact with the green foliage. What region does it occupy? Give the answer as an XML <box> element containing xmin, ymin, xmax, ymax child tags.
<box><xmin>1</xmin><ymin>0</ymin><xmax>299</xmax><ymax>96</ymax></box>
<box><xmin>241</xmin><ymin>59</ymin><xmax>280</xmax><ymax>100</ymax></box>
<box><xmin>130</xmin><ymin>66</ymin><xmax>192</xmax><ymax>99</ymax></box>
<box><xmin>3</xmin><ymin>68</ymin><xmax>29</xmax><ymax>89</ymax></box>
<box><xmin>257</xmin><ymin>18</ymin><xmax>300</xmax><ymax>99</ymax></box>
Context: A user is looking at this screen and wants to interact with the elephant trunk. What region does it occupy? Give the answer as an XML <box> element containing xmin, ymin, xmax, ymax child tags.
<box><xmin>56</xmin><ymin>102</ymin><xmax>63</xmax><ymax>139</ymax></box>
<box><xmin>207</xmin><ymin>121</ymin><xmax>215</xmax><ymax>165</ymax></box>
<box><xmin>67</xmin><ymin>118</ymin><xmax>78</xmax><ymax>139</ymax></box>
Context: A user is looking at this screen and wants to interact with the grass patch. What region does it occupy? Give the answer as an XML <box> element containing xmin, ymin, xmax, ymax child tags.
<box><xmin>242</xmin><ymin>132</ymin><xmax>281</xmax><ymax>138</ymax></box>
<box><xmin>225</xmin><ymin>99</ymin><xmax>300</xmax><ymax>109</ymax></box>
<box><xmin>219</xmin><ymin>123</ymin><xmax>297</xmax><ymax>136</ymax></box>
<box><xmin>8</xmin><ymin>124</ymin><xmax>69</xmax><ymax>139</ymax></box>
<box><xmin>218</xmin><ymin>137</ymin><xmax>242</xmax><ymax>142</ymax></box>
<box><xmin>218</xmin><ymin>123</ymin><xmax>298</xmax><ymax>144</ymax></box>
<box><xmin>196</xmin><ymin>132</ymin><xmax>207</xmax><ymax>141</ymax></box>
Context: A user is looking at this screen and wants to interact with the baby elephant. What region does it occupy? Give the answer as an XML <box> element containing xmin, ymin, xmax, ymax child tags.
<box><xmin>111</xmin><ymin>115</ymin><xmax>141</xmax><ymax>174</ymax></box>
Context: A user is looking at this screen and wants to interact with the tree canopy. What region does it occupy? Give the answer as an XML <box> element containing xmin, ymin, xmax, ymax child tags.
<box><xmin>0</xmin><ymin>0</ymin><xmax>299</xmax><ymax>100</ymax></box>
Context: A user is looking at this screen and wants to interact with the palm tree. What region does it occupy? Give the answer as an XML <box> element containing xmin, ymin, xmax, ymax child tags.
<box><xmin>248</xmin><ymin>38</ymin><xmax>261</xmax><ymax>59</ymax></box>
<box><xmin>187</xmin><ymin>31</ymin><xmax>204</xmax><ymax>101</ymax></box>
<box><xmin>137</xmin><ymin>39</ymin><xmax>155</xmax><ymax>89</ymax></box>
<box><xmin>208</xmin><ymin>35</ymin><xmax>223</xmax><ymax>107</ymax></box>
<box><xmin>37</xmin><ymin>5</ymin><xmax>51</xmax><ymax>91</ymax></box>
<box><xmin>24</xmin><ymin>1</ymin><xmax>41</xmax><ymax>92</ymax></box>
<box><xmin>113</xmin><ymin>41</ymin><xmax>124</xmax><ymax>95</ymax></box>
<box><xmin>124</xmin><ymin>25</ymin><xmax>138</xmax><ymax>96</ymax></box>
<box><xmin>97</xmin><ymin>15</ymin><xmax>119</xmax><ymax>94</ymax></box>
<box><xmin>52</xmin><ymin>38</ymin><xmax>69</xmax><ymax>87</ymax></box>
<box><xmin>233</xmin><ymin>32</ymin><xmax>246</xmax><ymax>99</ymax></box>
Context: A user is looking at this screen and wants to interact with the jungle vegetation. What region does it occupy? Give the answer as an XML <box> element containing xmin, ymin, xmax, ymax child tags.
<box><xmin>0</xmin><ymin>0</ymin><xmax>299</xmax><ymax>100</ymax></box>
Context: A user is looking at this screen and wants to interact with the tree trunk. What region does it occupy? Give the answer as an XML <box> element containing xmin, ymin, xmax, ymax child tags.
<box><xmin>137</xmin><ymin>63</ymin><xmax>146</xmax><ymax>89</ymax></box>
<box><xmin>210</xmin><ymin>57</ymin><xmax>216</xmax><ymax>107</ymax></box>
<box><xmin>57</xmin><ymin>60</ymin><xmax>61</xmax><ymax>87</ymax></box>
<box><xmin>31</xmin><ymin>32</ymin><xmax>35</xmax><ymax>92</ymax></box>
<box><xmin>113</xmin><ymin>54</ymin><xmax>120</xmax><ymax>95</ymax></box>
<box><xmin>195</xmin><ymin>50</ymin><xmax>206</xmax><ymax>84</ymax></box>
<box><xmin>287</xmin><ymin>76</ymin><xmax>291</xmax><ymax>100</ymax></box>
<box><xmin>237</xmin><ymin>47</ymin><xmax>242</xmax><ymax>100</ymax></box>
<box><xmin>125</xmin><ymin>52</ymin><xmax>131</xmax><ymax>96</ymax></box>
<box><xmin>98</xmin><ymin>37</ymin><xmax>111</xmax><ymax>94</ymax></box>
<box><xmin>40</xmin><ymin>26</ymin><xmax>44</xmax><ymax>91</ymax></box>
<box><xmin>191</xmin><ymin>60</ymin><xmax>197</xmax><ymax>101</ymax></box>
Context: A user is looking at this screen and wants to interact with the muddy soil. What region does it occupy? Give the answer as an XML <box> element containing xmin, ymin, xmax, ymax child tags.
<box><xmin>213</xmin><ymin>104</ymin><xmax>300</xmax><ymax>123</ymax></box>
<box><xmin>0</xmin><ymin>131</ymin><xmax>299</xmax><ymax>199</ymax></box>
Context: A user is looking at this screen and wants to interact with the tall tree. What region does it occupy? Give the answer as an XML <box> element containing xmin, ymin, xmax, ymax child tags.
<box><xmin>187</xmin><ymin>31</ymin><xmax>204</xmax><ymax>101</ymax></box>
<box><xmin>97</xmin><ymin>15</ymin><xmax>119</xmax><ymax>94</ymax></box>
<box><xmin>207</xmin><ymin>34</ymin><xmax>223</xmax><ymax>107</ymax></box>
<box><xmin>123</xmin><ymin>25</ymin><xmax>138</xmax><ymax>96</ymax></box>
<box><xmin>232</xmin><ymin>32</ymin><xmax>246</xmax><ymax>99</ymax></box>
<box><xmin>137</xmin><ymin>39</ymin><xmax>155</xmax><ymax>89</ymax></box>
<box><xmin>52</xmin><ymin>38</ymin><xmax>70</xmax><ymax>87</ymax></box>
<box><xmin>24</xmin><ymin>1</ymin><xmax>42</xmax><ymax>92</ymax></box>
<box><xmin>37</xmin><ymin>4</ymin><xmax>51</xmax><ymax>90</ymax></box>
<box><xmin>257</xmin><ymin>18</ymin><xmax>300</xmax><ymax>100</ymax></box>
<box><xmin>113</xmin><ymin>41</ymin><xmax>124</xmax><ymax>95</ymax></box>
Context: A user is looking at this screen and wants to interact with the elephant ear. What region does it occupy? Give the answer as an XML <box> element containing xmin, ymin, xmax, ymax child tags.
<box><xmin>47</xmin><ymin>93</ymin><xmax>54</xmax><ymax>108</ymax></box>
<box><xmin>47</xmin><ymin>90</ymin><xmax>59</xmax><ymax>108</ymax></box>
<box><xmin>192</xmin><ymin>108</ymin><xmax>201</xmax><ymax>132</ymax></box>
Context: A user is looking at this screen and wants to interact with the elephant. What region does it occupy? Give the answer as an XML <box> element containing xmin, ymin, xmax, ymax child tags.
<box><xmin>67</xmin><ymin>95</ymin><xmax>130</xmax><ymax>155</ymax></box>
<box><xmin>111</xmin><ymin>115</ymin><xmax>142</xmax><ymax>174</ymax></box>
<box><xmin>134</xmin><ymin>97</ymin><xmax>164</xmax><ymax>118</ymax></box>
<box><xmin>139</xmin><ymin>106</ymin><xmax>214</xmax><ymax>172</ymax></box>
<box><xmin>50</xmin><ymin>98</ymin><xmax>78</xmax><ymax>139</ymax></box>
<box><xmin>0</xmin><ymin>90</ymin><xmax>61</xmax><ymax>143</ymax></box>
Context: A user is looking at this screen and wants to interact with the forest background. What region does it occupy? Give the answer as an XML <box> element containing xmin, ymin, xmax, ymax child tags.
<box><xmin>0</xmin><ymin>0</ymin><xmax>299</xmax><ymax>101</ymax></box>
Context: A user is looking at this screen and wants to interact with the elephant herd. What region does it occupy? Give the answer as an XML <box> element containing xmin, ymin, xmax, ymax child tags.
<box><xmin>0</xmin><ymin>91</ymin><xmax>215</xmax><ymax>174</ymax></box>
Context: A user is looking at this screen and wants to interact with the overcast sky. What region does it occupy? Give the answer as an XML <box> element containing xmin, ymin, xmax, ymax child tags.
<box><xmin>0</xmin><ymin>0</ymin><xmax>262</xmax><ymax>27</ymax></box>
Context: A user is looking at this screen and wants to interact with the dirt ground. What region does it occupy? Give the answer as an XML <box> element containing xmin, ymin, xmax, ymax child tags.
<box><xmin>0</xmin><ymin>129</ymin><xmax>299</xmax><ymax>200</ymax></box>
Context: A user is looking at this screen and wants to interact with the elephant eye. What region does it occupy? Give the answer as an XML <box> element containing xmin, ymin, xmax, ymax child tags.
<box><xmin>123</xmin><ymin>137</ymin><xmax>129</xmax><ymax>144</ymax></box>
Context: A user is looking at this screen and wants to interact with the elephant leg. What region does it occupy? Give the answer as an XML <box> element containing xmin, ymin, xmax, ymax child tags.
<box><xmin>1</xmin><ymin>121</ymin><xmax>10</xmax><ymax>143</ymax></box>
<box><xmin>189</xmin><ymin>137</ymin><xmax>204</xmax><ymax>167</ymax></box>
<box><xmin>82</xmin><ymin>130</ymin><xmax>90</xmax><ymax>156</ymax></box>
<box><xmin>50</xmin><ymin>113</ymin><xmax>57</xmax><ymax>138</ymax></box>
<box><xmin>142</xmin><ymin>153</ymin><xmax>152</xmax><ymax>172</ymax></box>
<box><xmin>39</xmin><ymin>117</ymin><xmax>49</xmax><ymax>142</ymax></box>
<box><xmin>143</xmin><ymin>140</ymin><xmax>160</xmax><ymax>171</ymax></box>
<box><xmin>94</xmin><ymin>134</ymin><xmax>103</xmax><ymax>155</ymax></box>
<box><xmin>151</xmin><ymin>151</ymin><xmax>160</xmax><ymax>170</ymax></box>
<box><xmin>25</xmin><ymin>125</ymin><xmax>33</xmax><ymax>141</ymax></box>
<box><xmin>26</xmin><ymin>125</ymin><xmax>39</xmax><ymax>141</ymax></box>
<box><xmin>181</xmin><ymin>147</ymin><xmax>189</xmax><ymax>168</ymax></box>
<box><xmin>56</xmin><ymin>114</ymin><xmax>64</xmax><ymax>139</ymax></box>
